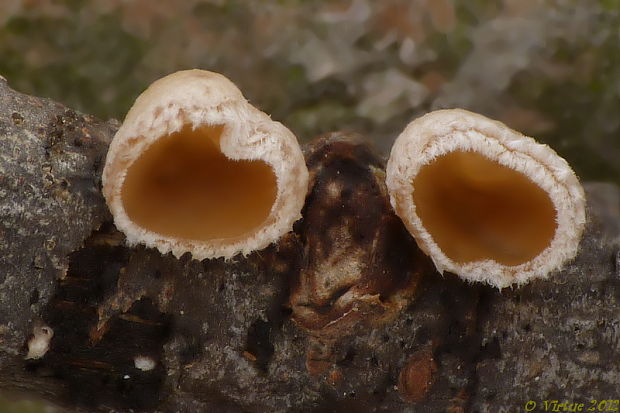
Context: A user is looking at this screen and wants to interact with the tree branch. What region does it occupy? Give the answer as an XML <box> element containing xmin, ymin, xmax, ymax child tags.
<box><xmin>1</xmin><ymin>77</ymin><xmax>619</xmax><ymax>413</ymax></box>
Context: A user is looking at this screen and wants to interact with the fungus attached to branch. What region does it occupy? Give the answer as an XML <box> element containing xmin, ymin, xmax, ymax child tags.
<box><xmin>386</xmin><ymin>109</ymin><xmax>586</xmax><ymax>288</ymax></box>
<box><xmin>103</xmin><ymin>70</ymin><xmax>308</xmax><ymax>259</ymax></box>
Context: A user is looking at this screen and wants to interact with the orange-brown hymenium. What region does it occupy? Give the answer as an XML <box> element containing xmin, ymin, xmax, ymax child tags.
<box><xmin>102</xmin><ymin>70</ymin><xmax>309</xmax><ymax>259</ymax></box>
<box><xmin>386</xmin><ymin>109</ymin><xmax>586</xmax><ymax>288</ymax></box>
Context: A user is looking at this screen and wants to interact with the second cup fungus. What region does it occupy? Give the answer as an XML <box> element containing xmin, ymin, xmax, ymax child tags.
<box><xmin>386</xmin><ymin>109</ymin><xmax>586</xmax><ymax>288</ymax></box>
<box><xmin>102</xmin><ymin>70</ymin><xmax>309</xmax><ymax>259</ymax></box>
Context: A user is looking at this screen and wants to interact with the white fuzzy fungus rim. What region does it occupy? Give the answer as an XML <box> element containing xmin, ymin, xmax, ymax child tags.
<box><xmin>102</xmin><ymin>69</ymin><xmax>309</xmax><ymax>260</ymax></box>
<box><xmin>386</xmin><ymin>109</ymin><xmax>586</xmax><ymax>288</ymax></box>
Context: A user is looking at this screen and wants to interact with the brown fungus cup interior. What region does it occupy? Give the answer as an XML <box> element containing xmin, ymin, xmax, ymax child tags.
<box><xmin>412</xmin><ymin>150</ymin><xmax>557</xmax><ymax>266</ymax></box>
<box><xmin>121</xmin><ymin>124</ymin><xmax>277</xmax><ymax>241</ymax></box>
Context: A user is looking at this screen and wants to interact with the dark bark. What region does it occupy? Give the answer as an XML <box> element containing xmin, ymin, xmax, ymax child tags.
<box><xmin>1</xmin><ymin>76</ymin><xmax>619</xmax><ymax>413</ymax></box>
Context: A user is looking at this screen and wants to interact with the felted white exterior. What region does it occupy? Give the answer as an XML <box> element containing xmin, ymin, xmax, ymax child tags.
<box><xmin>102</xmin><ymin>69</ymin><xmax>309</xmax><ymax>260</ymax></box>
<box><xmin>386</xmin><ymin>109</ymin><xmax>586</xmax><ymax>288</ymax></box>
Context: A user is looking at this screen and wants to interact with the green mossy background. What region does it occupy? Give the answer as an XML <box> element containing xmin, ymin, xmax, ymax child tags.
<box><xmin>2</xmin><ymin>0</ymin><xmax>620</xmax><ymax>185</ymax></box>
<box><xmin>0</xmin><ymin>395</ymin><xmax>50</xmax><ymax>413</ymax></box>
<box><xmin>1</xmin><ymin>0</ymin><xmax>619</xmax><ymax>410</ymax></box>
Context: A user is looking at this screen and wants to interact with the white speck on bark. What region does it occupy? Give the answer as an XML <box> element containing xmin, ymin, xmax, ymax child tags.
<box><xmin>25</xmin><ymin>325</ymin><xmax>54</xmax><ymax>360</ymax></box>
<box><xmin>134</xmin><ymin>355</ymin><xmax>156</xmax><ymax>371</ymax></box>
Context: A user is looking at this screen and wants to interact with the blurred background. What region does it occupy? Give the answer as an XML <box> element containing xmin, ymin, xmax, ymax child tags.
<box><xmin>1</xmin><ymin>0</ymin><xmax>620</xmax><ymax>184</ymax></box>
<box><xmin>0</xmin><ymin>0</ymin><xmax>619</xmax><ymax>410</ymax></box>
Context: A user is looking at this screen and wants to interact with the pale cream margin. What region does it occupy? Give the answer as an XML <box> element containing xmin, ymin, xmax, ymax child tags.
<box><xmin>386</xmin><ymin>109</ymin><xmax>586</xmax><ymax>288</ymax></box>
<box><xmin>103</xmin><ymin>70</ymin><xmax>309</xmax><ymax>260</ymax></box>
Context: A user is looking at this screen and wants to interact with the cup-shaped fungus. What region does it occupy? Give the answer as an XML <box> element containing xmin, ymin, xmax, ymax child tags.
<box><xmin>386</xmin><ymin>109</ymin><xmax>586</xmax><ymax>288</ymax></box>
<box><xmin>102</xmin><ymin>70</ymin><xmax>309</xmax><ymax>259</ymax></box>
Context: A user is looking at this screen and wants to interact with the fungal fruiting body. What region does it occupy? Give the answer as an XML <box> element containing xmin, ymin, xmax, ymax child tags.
<box><xmin>103</xmin><ymin>70</ymin><xmax>308</xmax><ymax>259</ymax></box>
<box><xmin>386</xmin><ymin>109</ymin><xmax>586</xmax><ymax>288</ymax></box>
<box><xmin>290</xmin><ymin>134</ymin><xmax>425</xmax><ymax>339</ymax></box>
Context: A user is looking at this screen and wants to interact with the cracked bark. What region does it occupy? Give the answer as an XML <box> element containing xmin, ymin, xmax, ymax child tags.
<box><xmin>1</xmin><ymin>77</ymin><xmax>619</xmax><ymax>413</ymax></box>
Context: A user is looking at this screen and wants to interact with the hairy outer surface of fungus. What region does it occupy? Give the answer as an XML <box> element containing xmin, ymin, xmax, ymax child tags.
<box><xmin>102</xmin><ymin>70</ymin><xmax>309</xmax><ymax>259</ymax></box>
<box><xmin>386</xmin><ymin>109</ymin><xmax>586</xmax><ymax>288</ymax></box>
